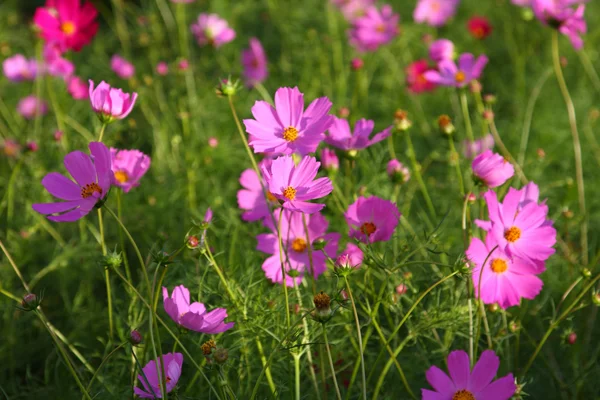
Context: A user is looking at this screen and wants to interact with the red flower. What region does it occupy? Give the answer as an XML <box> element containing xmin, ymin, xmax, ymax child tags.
<box><xmin>467</xmin><ymin>16</ymin><xmax>492</xmax><ymax>40</ymax></box>
<box><xmin>405</xmin><ymin>59</ymin><xmax>437</xmax><ymax>93</ymax></box>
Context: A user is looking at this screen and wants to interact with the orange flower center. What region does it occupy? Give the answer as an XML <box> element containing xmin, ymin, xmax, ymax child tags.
<box><xmin>453</xmin><ymin>389</ymin><xmax>475</xmax><ymax>400</ymax></box>
<box><xmin>473</xmin><ymin>27</ymin><xmax>485</xmax><ymax>39</ymax></box>
<box><xmin>376</xmin><ymin>23</ymin><xmax>386</xmax><ymax>33</ymax></box>
<box><xmin>504</xmin><ymin>226</ymin><xmax>521</xmax><ymax>242</ymax></box>
<box><xmin>114</xmin><ymin>171</ymin><xmax>129</xmax><ymax>184</ymax></box>
<box><xmin>490</xmin><ymin>258</ymin><xmax>508</xmax><ymax>274</ymax></box>
<box><xmin>455</xmin><ymin>71</ymin><xmax>466</xmax><ymax>83</ymax></box>
<box><xmin>283</xmin><ymin>186</ymin><xmax>296</xmax><ymax>201</ymax></box>
<box><xmin>360</xmin><ymin>222</ymin><xmax>376</xmax><ymax>236</ymax></box>
<box><xmin>81</xmin><ymin>183</ymin><xmax>102</xmax><ymax>199</ymax></box>
<box><xmin>417</xmin><ymin>74</ymin><xmax>428</xmax><ymax>85</ymax></box>
<box><xmin>430</xmin><ymin>1</ymin><xmax>441</xmax><ymax>11</ymax></box>
<box><xmin>291</xmin><ymin>238</ymin><xmax>307</xmax><ymax>253</ymax></box>
<box><xmin>60</xmin><ymin>21</ymin><xmax>76</xmax><ymax>35</ymax></box>
<box><xmin>266</xmin><ymin>191</ymin><xmax>278</xmax><ymax>202</ymax></box>
<box><xmin>283</xmin><ymin>126</ymin><xmax>299</xmax><ymax>142</ymax></box>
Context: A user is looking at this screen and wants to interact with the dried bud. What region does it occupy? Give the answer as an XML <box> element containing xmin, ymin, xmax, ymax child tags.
<box><xmin>437</xmin><ymin>115</ymin><xmax>455</xmax><ymax>136</ymax></box>
<box><xmin>201</xmin><ymin>339</ymin><xmax>217</xmax><ymax>355</ymax></box>
<box><xmin>214</xmin><ymin>348</ymin><xmax>229</xmax><ymax>364</ymax></box>
<box><xmin>403</xmin><ymin>271</ymin><xmax>413</xmax><ymax>280</ymax></box>
<box><xmin>21</xmin><ymin>293</ymin><xmax>40</xmax><ymax>311</ymax></box>
<box><xmin>130</xmin><ymin>330</ymin><xmax>143</xmax><ymax>345</ymax></box>
<box><xmin>562</xmin><ymin>208</ymin><xmax>574</xmax><ymax>219</ymax></box>
<box><xmin>394</xmin><ymin>110</ymin><xmax>412</xmax><ymax>132</ymax></box>
<box><xmin>313</xmin><ymin>291</ymin><xmax>332</xmax><ymax>322</ymax></box>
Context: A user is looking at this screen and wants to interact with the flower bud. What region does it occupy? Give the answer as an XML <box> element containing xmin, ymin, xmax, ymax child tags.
<box><xmin>403</xmin><ymin>271</ymin><xmax>413</xmax><ymax>280</ymax></box>
<box><xmin>581</xmin><ymin>268</ymin><xmax>592</xmax><ymax>278</ymax></box>
<box><xmin>312</xmin><ymin>237</ymin><xmax>326</xmax><ymax>251</ymax></box>
<box><xmin>208</xmin><ymin>137</ymin><xmax>219</xmax><ymax>148</ymax></box>
<box><xmin>104</xmin><ymin>251</ymin><xmax>123</xmax><ymax>269</ymax></box>
<box><xmin>394</xmin><ymin>110</ymin><xmax>412</xmax><ymax>132</ymax></box>
<box><xmin>130</xmin><ymin>330</ymin><xmax>143</xmax><ymax>345</ymax></box>
<box><xmin>320</xmin><ymin>148</ymin><xmax>339</xmax><ymax>172</ymax></box>
<box><xmin>592</xmin><ymin>291</ymin><xmax>600</xmax><ymax>306</ymax></box>
<box><xmin>214</xmin><ymin>348</ymin><xmax>229</xmax><ymax>364</ymax></box>
<box><xmin>216</xmin><ymin>77</ymin><xmax>241</xmax><ymax>97</ymax></box>
<box><xmin>482</xmin><ymin>110</ymin><xmax>494</xmax><ymax>122</ymax></box>
<box><xmin>351</xmin><ymin>58</ymin><xmax>364</xmax><ymax>71</ymax></box>
<box><xmin>187</xmin><ymin>235</ymin><xmax>200</xmax><ymax>249</ymax></box>
<box><xmin>487</xmin><ymin>303</ymin><xmax>499</xmax><ymax>313</ymax></box>
<box><xmin>466</xmin><ymin>192</ymin><xmax>477</xmax><ymax>204</ymax></box>
<box><xmin>338</xmin><ymin>107</ymin><xmax>350</xmax><ymax>118</ymax></box>
<box><xmin>21</xmin><ymin>293</ymin><xmax>40</xmax><ymax>311</ymax></box>
<box><xmin>338</xmin><ymin>289</ymin><xmax>349</xmax><ymax>303</ymax></box>
<box><xmin>536</xmin><ymin>148</ymin><xmax>545</xmax><ymax>159</ymax></box>
<box><xmin>26</xmin><ymin>141</ymin><xmax>39</xmax><ymax>152</ymax></box>
<box><xmin>483</xmin><ymin>94</ymin><xmax>496</xmax><ymax>105</ymax></box>
<box><xmin>438</xmin><ymin>115</ymin><xmax>455</xmax><ymax>136</ymax></box>
<box><xmin>509</xmin><ymin>321</ymin><xmax>520</xmax><ymax>333</ymax></box>
<box><xmin>53</xmin><ymin>130</ymin><xmax>63</xmax><ymax>142</ymax></box>
<box><xmin>387</xmin><ymin>159</ymin><xmax>410</xmax><ymax>184</ymax></box>
<box><xmin>178</xmin><ymin>59</ymin><xmax>189</xmax><ymax>71</ymax></box>
<box><xmin>395</xmin><ymin>284</ymin><xmax>407</xmax><ymax>295</ymax></box>
<box><xmin>469</xmin><ymin>80</ymin><xmax>482</xmax><ymax>93</ymax></box>
<box><xmin>567</xmin><ymin>331</ymin><xmax>577</xmax><ymax>345</ymax></box>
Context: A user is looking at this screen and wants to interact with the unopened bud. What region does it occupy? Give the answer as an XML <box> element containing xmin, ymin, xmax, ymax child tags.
<box><xmin>338</xmin><ymin>107</ymin><xmax>350</xmax><ymax>118</ymax></box>
<box><xmin>482</xmin><ymin>110</ymin><xmax>494</xmax><ymax>122</ymax></box>
<box><xmin>438</xmin><ymin>114</ymin><xmax>455</xmax><ymax>136</ymax></box>
<box><xmin>469</xmin><ymin>80</ymin><xmax>482</xmax><ymax>93</ymax></box>
<box><xmin>483</xmin><ymin>94</ymin><xmax>496</xmax><ymax>104</ymax></box>
<box><xmin>104</xmin><ymin>251</ymin><xmax>122</xmax><ymax>269</ymax></box>
<box><xmin>536</xmin><ymin>148</ymin><xmax>545</xmax><ymax>159</ymax></box>
<box><xmin>487</xmin><ymin>303</ymin><xmax>499</xmax><ymax>313</ymax></box>
<box><xmin>387</xmin><ymin>159</ymin><xmax>410</xmax><ymax>184</ymax></box>
<box><xmin>53</xmin><ymin>130</ymin><xmax>63</xmax><ymax>142</ymax></box>
<box><xmin>509</xmin><ymin>321</ymin><xmax>520</xmax><ymax>333</ymax></box>
<box><xmin>130</xmin><ymin>330</ymin><xmax>143</xmax><ymax>345</ymax></box>
<box><xmin>216</xmin><ymin>78</ymin><xmax>240</xmax><ymax>97</ymax></box>
<box><xmin>581</xmin><ymin>268</ymin><xmax>592</xmax><ymax>278</ymax></box>
<box><xmin>312</xmin><ymin>238</ymin><xmax>326</xmax><ymax>251</ymax></box>
<box><xmin>26</xmin><ymin>141</ymin><xmax>39</xmax><ymax>152</ymax></box>
<box><xmin>187</xmin><ymin>235</ymin><xmax>200</xmax><ymax>249</ymax></box>
<box><xmin>394</xmin><ymin>110</ymin><xmax>412</xmax><ymax>132</ymax></box>
<box><xmin>567</xmin><ymin>331</ymin><xmax>577</xmax><ymax>345</ymax></box>
<box><xmin>351</xmin><ymin>58</ymin><xmax>363</xmax><ymax>71</ymax></box>
<box><xmin>466</xmin><ymin>192</ymin><xmax>477</xmax><ymax>204</ymax></box>
<box><xmin>403</xmin><ymin>271</ymin><xmax>413</xmax><ymax>280</ymax></box>
<box><xmin>592</xmin><ymin>291</ymin><xmax>600</xmax><ymax>306</ymax></box>
<box><xmin>395</xmin><ymin>284</ymin><xmax>408</xmax><ymax>295</ymax></box>
<box><xmin>21</xmin><ymin>293</ymin><xmax>40</xmax><ymax>311</ymax></box>
<box><xmin>339</xmin><ymin>289</ymin><xmax>349</xmax><ymax>302</ymax></box>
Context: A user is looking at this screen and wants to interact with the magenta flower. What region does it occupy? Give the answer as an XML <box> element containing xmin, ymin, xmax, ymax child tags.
<box><xmin>244</xmin><ymin>87</ymin><xmax>333</xmax><ymax>156</ymax></box>
<box><xmin>472</xmin><ymin>150</ymin><xmax>514</xmax><ymax>188</ymax></box>
<box><xmin>336</xmin><ymin>243</ymin><xmax>364</xmax><ymax>269</ymax></box>
<box><xmin>325</xmin><ymin>117</ymin><xmax>392</xmax><ymax>151</ymax></box>
<box><xmin>478</xmin><ymin>188</ymin><xmax>557</xmax><ymax>262</ymax></box>
<box><xmin>413</xmin><ymin>0</ymin><xmax>459</xmax><ymax>27</ymax></box>
<box><xmin>257</xmin><ymin>209</ymin><xmax>340</xmax><ymax>287</ymax></box>
<box><xmin>32</xmin><ymin>142</ymin><xmax>111</xmax><ymax>222</ymax></box>
<box><xmin>532</xmin><ymin>0</ymin><xmax>587</xmax><ymax>49</ymax></box>
<box><xmin>67</xmin><ymin>76</ymin><xmax>88</xmax><ymax>100</ymax></box>
<box><xmin>190</xmin><ymin>13</ymin><xmax>236</xmax><ymax>48</ymax></box>
<box><xmin>237</xmin><ymin>161</ymin><xmax>278</xmax><ymax>222</ymax></box>
<box><xmin>88</xmin><ymin>80</ymin><xmax>138</xmax><ymax>123</ymax></box>
<box><xmin>349</xmin><ymin>5</ymin><xmax>400</xmax><ymax>52</ymax></box>
<box><xmin>475</xmin><ymin>182</ymin><xmax>542</xmax><ymax>231</ymax></box>
<box><xmin>156</xmin><ymin>61</ymin><xmax>169</xmax><ymax>76</ymax></box>
<box><xmin>422</xmin><ymin>350</ymin><xmax>516</xmax><ymax>400</ymax></box>
<box><xmin>462</xmin><ymin>133</ymin><xmax>494</xmax><ymax>158</ymax></box>
<box><xmin>512</xmin><ymin>0</ymin><xmax>531</xmax><ymax>6</ymax></box>
<box><xmin>405</xmin><ymin>60</ymin><xmax>437</xmax><ymax>93</ymax></box>
<box><xmin>387</xmin><ymin>159</ymin><xmax>410</xmax><ymax>183</ymax></box>
<box><xmin>110</xmin><ymin>148</ymin><xmax>151</xmax><ymax>193</ymax></box>
<box><xmin>424</xmin><ymin>53</ymin><xmax>488</xmax><ymax>88</ymax></box>
<box><xmin>429</xmin><ymin>39</ymin><xmax>454</xmax><ymax>63</ymax></box>
<box><xmin>2</xmin><ymin>55</ymin><xmax>39</xmax><ymax>82</ymax></box>
<box><xmin>17</xmin><ymin>96</ymin><xmax>48</xmax><ymax>120</ymax></box>
<box><xmin>33</xmin><ymin>0</ymin><xmax>99</xmax><ymax>52</ymax></box>
<box><xmin>467</xmin><ymin>233</ymin><xmax>544</xmax><ymax>308</ymax></box>
<box><xmin>320</xmin><ymin>148</ymin><xmax>339</xmax><ymax>171</ymax></box>
<box><xmin>345</xmin><ymin>196</ymin><xmax>400</xmax><ymax>243</ymax></box>
<box><xmin>111</xmin><ymin>55</ymin><xmax>135</xmax><ymax>79</ymax></box>
<box><xmin>163</xmin><ymin>285</ymin><xmax>234</xmax><ymax>333</ymax></box>
<box><xmin>262</xmin><ymin>155</ymin><xmax>332</xmax><ymax>214</ymax></box>
<box><xmin>134</xmin><ymin>352</ymin><xmax>183</xmax><ymax>399</ymax></box>
<box><xmin>332</xmin><ymin>0</ymin><xmax>375</xmax><ymax>22</ymax></box>
<box><xmin>242</xmin><ymin>37</ymin><xmax>268</xmax><ymax>87</ymax></box>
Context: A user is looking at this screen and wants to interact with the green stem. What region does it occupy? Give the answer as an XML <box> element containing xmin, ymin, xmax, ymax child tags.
<box><xmin>98</xmin><ymin>123</ymin><xmax>107</xmax><ymax>142</ymax></box>
<box><xmin>322</xmin><ymin>326</ymin><xmax>342</xmax><ymax>400</ymax></box>
<box><xmin>448</xmin><ymin>136</ymin><xmax>465</xmax><ymax>196</ymax></box>
<box><xmin>97</xmin><ymin>209</ymin><xmax>113</xmax><ymax>340</ymax></box>
<box><xmin>254</xmin><ymin>83</ymin><xmax>274</xmax><ymax>104</ymax></box>
<box><xmin>83</xmin><ymin>342</ymin><xmax>126</xmax><ymax>397</ymax></box>
<box><xmin>344</xmin><ymin>276</ymin><xmax>367</xmax><ymax>400</ymax></box>
<box><xmin>255</xmin><ymin>339</ymin><xmax>277</xmax><ymax>395</ymax></box>
<box><xmin>227</xmin><ymin>96</ymin><xmax>261</xmax><ymax>177</ymax></box>
<box><xmin>116</xmin><ymin>190</ymin><xmax>133</xmax><ymax>285</ymax></box>
<box><xmin>371</xmin><ymin>337</ymin><xmax>412</xmax><ymax>400</ymax></box>
<box><xmin>293</xmin><ymin>353</ymin><xmax>301</xmax><ymax>400</ymax></box>
<box><xmin>203</xmin><ymin>240</ymin><xmax>240</xmax><ymax>307</ymax></box>
<box><xmin>405</xmin><ymin>131</ymin><xmax>436</xmax><ymax>217</ymax></box>
<box><xmin>459</xmin><ymin>89</ymin><xmax>474</xmax><ymax>142</ymax></box>
<box><xmin>277</xmin><ymin>210</ymin><xmax>291</xmax><ymax>329</ymax></box>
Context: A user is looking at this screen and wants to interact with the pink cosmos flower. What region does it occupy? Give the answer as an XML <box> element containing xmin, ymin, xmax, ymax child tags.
<box><xmin>336</xmin><ymin>243</ymin><xmax>364</xmax><ymax>269</ymax></box>
<box><xmin>351</xmin><ymin>58</ymin><xmax>364</xmax><ymax>70</ymax></box>
<box><xmin>27</xmin><ymin>141</ymin><xmax>40</xmax><ymax>152</ymax></box>
<box><xmin>468</xmin><ymin>16</ymin><xmax>493</xmax><ymax>39</ymax></box>
<box><xmin>156</xmin><ymin>61</ymin><xmax>169</xmax><ymax>76</ymax></box>
<box><xmin>422</xmin><ymin>350</ymin><xmax>516</xmax><ymax>400</ymax></box>
<box><xmin>190</xmin><ymin>13</ymin><xmax>236</xmax><ymax>48</ymax></box>
<box><xmin>349</xmin><ymin>5</ymin><xmax>400</xmax><ymax>52</ymax></box>
<box><xmin>477</xmin><ymin>188</ymin><xmax>557</xmax><ymax>262</ymax></box>
<box><xmin>237</xmin><ymin>164</ymin><xmax>277</xmax><ymax>222</ymax></box>
<box><xmin>320</xmin><ymin>148</ymin><xmax>339</xmax><ymax>171</ymax></box>
<box><xmin>512</xmin><ymin>0</ymin><xmax>531</xmax><ymax>6</ymax></box>
<box><xmin>429</xmin><ymin>39</ymin><xmax>454</xmax><ymax>63</ymax></box>
<box><xmin>387</xmin><ymin>159</ymin><xmax>410</xmax><ymax>183</ymax></box>
<box><xmin>261</xmin><ymin>155</ymin><xmax>333</xmax><ymax>214</ymax></box>
<box><xmin>110</xmin><ymin>148</ymin><xmax>151</xmax><ymax>193</ymax></box>
<box><xmin>532</xmin><ymin>0</ymin><xmax>587</xmax><ymax>49</ymax></box>
<box><xmin>467</xmin><ymin>233</ymin><xmax>544</xmax><ymax>308</ymax></box>
<box><xmin>257</xmin><ymin>209</ymin><xmax>340</xmax><ymax>287</ymax></box>
<box><xmin>88</xmin><ymin>80</ymin><xmax>138</xmax><ymax>123</ymax></box>
<box><xmin>208</xmin><ymin>137</ymin><xmax>219</xmax><ymax>148</ymax></box>
<box><xmin>424</xmin><ymin>53</ymin><xmax>488</xmax><ymax>88</ymax></box>
<box><xmin>67</xmin><ymin>76</ymin><xmax>88</xmax><ymax>99</ymax></box>
<box><xmin>178</xmin><ymin>59</ymin><xmax>189</xmax><ymax>71</ymax></box>
<box><xmin>332</xmin><ymin>0</ymin><xmax>375</xmax><ymax>22</ymax></box>
<box><xmin>414</xmin><ymin>0</ymin><xmax>459</xmax><ymax>27</ymax></box>
<box><xmin>462</xmin><ymin>133</ymin><xmax>494</xmax><ymax>158</ymax></box>
<box><xmin>472</xmin><ymin>150</ymin><xmax>514</xmax><ymax>188</ymax></box>
<box><xmin>163</xmin><ymin>285</ymin><xmax>234</xmax><ymax>333</ymax></box>
<box><xmin>2</xmin><ymin>139</ymin><xmax>21</xmax><ymax>158</ymax></box>
<box><xmin>242</xmin><ymin>38</ymin><xmax>268</xmax><ymax>87</ymax></box>
<box><xmin>325</xmin><ymin>117</ymin><xmax>392</xmax><ymax>151</ymax></box>
<box><xmin>134</xmin><ymin>352</ymin><xmax>183</xmax><ymax>399</ymax></box>
<box><xmin>405</xmin><ymin>60</ymin><xmax>437</xmax><ymax>93</ymax></box>
<box><xmin>32</xmin><ymin>142</ymin><xmax>111</xmax><ymax>222</ymax></box>
<box><xmin>33</xmin><ymin>0</ymin><xmax>99</xmax><ymax>52</ymax></box>
<box><xmin>3</xmin><ymin>55</ymin><xmax>39</xmax><ymax>82</ymax></box>
<box><xmin>345</xmin><ymin>196</ymin><xmax>400</xmax><ymax>243</ymax></box>
<box><xmin>244</xmin><ymin>87</ymin><xmax>333</xmax><ymax>156</ymax></box>
<box><xmin>17</xmin><ymin>96</ymin><xmax>48</xmax><ymax>119</ymax></box>
<box><xmin>111</xmin><ymin>55</ymin><xmax>135</xmax><ymax>79</ymax></box>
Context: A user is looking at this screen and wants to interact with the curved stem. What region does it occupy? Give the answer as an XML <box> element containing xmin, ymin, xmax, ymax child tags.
<box><xmin>405</xmin><ymin>130</ymin><xmax>436</xmax><ymax>217</ymax></box>
<box><xmin>552</xmin><ymin>30</ymin><xmax>588</xmax><ymax>265</ymax></box>
<box><xmin>448</xmin><ymin>137</ymin><xmax>465</xmax><ymax>196</ymax></box>
<box><xmin>97</xmin><ymin>209</ymin><xmax>113</xmax><ymax>340</ymax></box>
<box><xmin>323</xmin><ymin>326</ymin><xmax>342</xmax><ymax>400</ymax></box>
<box><xmin>83</xmin><ymin>342</ymin><xmax>126</xmax><ymax>397</ymax></box>
<box><xmin>489</xmin><ymin>119</ymin><xmax>528</xmax><ymax>184</ymax></box>
<box><xmin>203</xmin><ymin>240</ymin><xmax>240</xmax><ymax>307</ymax></box>
<box><xmin>371</xmin><ymin>336</ymin><xmax>412</xmax><ymax>400</ymax></box>
<box><xmin>277</xmin><ymin>210</ymin><xmax>291</xmax><ymax>329</ymax></box>
<box><xmin>344</xmin><ymin>276</ymin><xmax>367</xmax><ymax>400</ymax></box>
<box><xmin>227</xmin><ymin>96</ymin><xmax>261</xmax><ymax>176</ymax></box>
<box><xmin>293</xmin><ymin>353</ymin><xmax>301</xmax><ymax>400</ymax></box>
<box><xmin>459</xmin><ymin>89</ymin><xmax>474</xmax><ymax>142</ymax></box>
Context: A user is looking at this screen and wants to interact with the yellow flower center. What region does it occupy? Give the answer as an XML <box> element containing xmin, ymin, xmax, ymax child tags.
<box><xmin>452</xmin><ymin>389</ymin><xmax>475</xmax><ymax>400</ymax></box>
<box><xmin>114</xmin><ymin>171</ymin><xmax>129</xmax><ymax>184</ymax></box>
<box><xmin>455</xmin><ymin>71</ymin><xmax>466</xmax><ymax>83</ymax></box>
<box><xmin>360</xmin><ymin>222</ymin><xmax>377</xmax><ymax>236</ymax></box>
<box><xmin>80</xmin><ymin>183</ymin><xmax>102</xmax><ymax>199</ymax></box>
<box><xmin>60</xmin><ymin>21</ymin><xmax>76</xmax><ymax>35</ymax></box>
<box><xmin>283</xmin><ymin>126</ymin><xmax>299</xmax><ymax>142</ymax></box>
<box><xmin>490</xmin><ymin>258</ymin><xmax>508</xmax><ymax>274</ymax></box>
<box><xmin>291</xmin><ymin>238</ymin><xmax>307</xmax><ymax>253</ymax></box>
<box><xmin>504</xmin><ymin>226</ymin><xmax>521</xmax><ymax>243</ymax></box>
<box><xmin>283</xmin><ymin>186</ymin><xmax>297</xmax><ymax>201</ymax></box>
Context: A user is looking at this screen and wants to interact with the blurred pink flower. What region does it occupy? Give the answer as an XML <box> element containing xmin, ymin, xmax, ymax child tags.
<box><xmin>414</xmin><ymin>0</ymin><xmax>459</xmax><ymax>27</ymax></box>
<box><xmin>320</xmin><ymin>148</ymin><xmax>339</xmax><ymax>171</ymax></box>
<box><xmin>32</xmin><ymin>142</ymin><xmax>111</xmax><ymax>222</ymax></box>
<box><xmin>26</xmin><ymin>141</ymin><xmax>39</xmax><ymax>152</ymax></box>
<box><xmin>406</xmin><ymin>60</ymin><xmax>437</xmax><ymax>93</ymax></box>
<box><xmin>2</xmin><ymin>55</ymin><xmax>39</xmax><ymax>82</ymax></box>
<box><xmin>237</xmin><ymin>163</ymin><xmax>277</xmax><ymax>222</ymax></box>
<box><xmin>244</xmin><ymin>86</ymin><xmax>333</xmax><ymax>155</ymax></box>
<box><xmin>429</xmin><ymin>39</ymin><xmax>454</xmax><ymax>63</ymax></box>
<box><xmin>463</xmin><ymin>133</ymin><xmax>494</xmax><ymax>158</ymax></box>
<box><xmin>110</xmin><ymin>148</ymin><xmax>151</xmax><ymax>193</ymax></box>
<box><xmin>163</xmin><ymin>285</ymin><xmax>234</xmax><ymax>333</ymax></box>
<box><xmin>242</xmin><ymin>38</ymin><xmax>268</xmax><ymax>87</ymax></box>
<box><xmin>332</xmin><ymin>0</ymin><xmax>375</xmax><ymax>22</ymax></box>
<box><xmin>156</xmin><ymin>61</ymin><xmax>169</xmax><ymax>76</ymax></box>
<box><xmin>345</xmin><ymin>196</ymin><xmax>400</xmax><ymax>243</ymax></box>
<box><xmin>468</xmin><ymin>16</ymin><xmax>493</xmax><ymax>40</ymax></box>
<box><xmin>111</xmin><ymin>55</ymin><xmax>135</xmax><ymax>79</ymax></box>
<box><xmin>257</xmin><ymin>209</ymin><xmax>340</xmax><ymax>287</ymax></box>
<box><xmin>46</xmin><ymin>56</ymin><xmax>74</xmax><ymax>80</ymax></box>
<box><xmin>2</xmin><ymin>139</ymin><xmax>21</xmax><ymax>157</ymax></box>
<box><xmin>178</xmin><ymin>59</ymin><xmax>190</xmax><ymax>70</ymax></box>
<box><xmin>336</xmin><ymin>242</ymin><xmax>364</xmax><ymax>269</ymax></box>
<box><xmin>208</xmin><ymin>137</ymin><xmax>219</xmax><ymax>147</ymax></box>
<box><xmin>17</xmin><ymin>96</ymin><xmax>48</xmax><ymax>119</ymax></box>
<box><xmin>472</xmin><ymin>150</ymin><xmax>514</xmax><ymax>188</ymax></box>
<box><xmin>532</xmin><ymin>0</ymin><xmax>587</xmax><ymax>49</ymax></box>
<box><xmin>512</xmin><ymin>0</ymin><xmax>531</xmax><ymax>6</ymax></box>
<box><xmin>351</xmin><ymin>58</ymin><xmax>364</xmax><ymax>70</ymax></box>
<box><xmin>190</xmin><ymin>13</ymin><xmax>236</xmax><ymax>48</ymax></box>
<box><xmin>424</xmin><ymin>53</ymin><xmax>488</xmax><ymax>88</ymax></box>
<box><xmin>67</xmin><ymin>76</ymin><xmax>88</xmax><ymax>99</ymax></box>
<box><xmin>387</xmin><ymin>159</ymin><xmax>410</xmax><ymax>183</ymax></box>
<box><xmin>349</xmin><ymin>5</ymin><xmax>400</xmax><ymax>52</ymax></box>
<box><xmin>134</xmin><ymin>352</ymin><xmax>183</xmax><ymax>399</ymax></box>
<box><xmin>325</xmin><ymin>116</ymin><xmax>392</xmax><ymax>151</ymax></box>
<box><xmin>88</xmin><ymin>80</ymin><xmax>138</xmax><ymax>122</ymax></box>
<box><xmin>33</xmin><ymin>0</ymin><xmax>99</xmax><ymax>52</ymax></box>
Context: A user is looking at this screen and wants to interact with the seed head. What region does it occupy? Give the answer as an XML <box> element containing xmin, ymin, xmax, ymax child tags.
<box><xmin>214</xmin><ymin>348</ymin><xmax>229</xmax><ymax>364</ymax></box>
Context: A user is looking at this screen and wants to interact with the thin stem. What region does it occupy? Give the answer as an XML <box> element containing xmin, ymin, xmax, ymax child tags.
<box><xmin>97</xmin><ymin>209</ymin><xmax>113</xmax><ymax>339</ymax></box>
<box><xmin>277</xmin><ymin>210</ymin><xmax>291</xmax><ymax>329</ymax></box>
<box><xmin>293</xmin><ymin>283</ymin><xmax>321</xmax><ymax>400</ymax></box>
<box><xmin>203</xmin><ymin>240</ymin><xmax>240</xmax><ymax>307</ymax></box>
<box><xmin>116</xmin><ymin>190</ymin><xmax>132</xmax><ymax>285</ymax></box>
<box><xmin>459</xmin><ymin>90</ymin><xmax>475</xmax><ymax>142</ymax></box>
<box><xmin>344</xmin><ymin>276</ymin><xmax>367</xmax><ymax>400</ymax></box>
<box><xmin>448</xmin><ymin>136</ymin><xmax>465</xmax><ymax>196</ymax></box>
<box><xmin>97</xmin><ymin>123</ymin><xmax>107</xmax><ymax>143</ymax></box>
<box><xmin>468</xmin><ymin>297</ymin><xmax>474</xmax><ymax>366</ymax></box>
<box><xmin>254</xmin><ymin>339</ymin><xmax>277</xmax><ymax>395</ymax></box>
<box><xmin>254</xmin><ymin>82</ymin><xmax>274</xmax><ymax>104</ymax></box>
<box><xmin>405</xmin><ymin>130</ymin><xmax>436</xmax><ymax>217</ymax></box>
<box><xmin>489</xmin><ymin>119</ymin><xmax>528</xmax><ymax>184</ymax></box>
<box><xmin>371</xmin><ymin>336</ymin><xmax>412</xmax><ymax>400</ymax></box>
<box><xmin>227</xmin><ymin>96</ymin><xmax>261</xmax><ymax>176</ymax></box>
<box><xmin>293</xmin><ymin>353</ymin><xmax>301</xmax><ymax>400</ymax></box>
<box><xmin>83</xmin><ymin>343</ymin><xmax>126</xmax><ymax>397</ymax></box>
<box><xmin>322</xmin><ymin>326</ymin><xmax>342</xmax><ymax>400</ymax></box>
<box><xmin>552</xmin><ymin>30</ymin><xmax>588</xmax><ymax>265</ymax></box>
<box><xmin>302</xmin><ymin>213</ymin><xmax>316</xmax><ymax>295</ymax></box>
